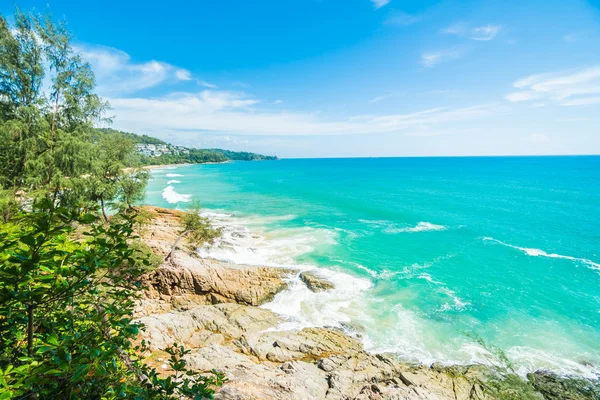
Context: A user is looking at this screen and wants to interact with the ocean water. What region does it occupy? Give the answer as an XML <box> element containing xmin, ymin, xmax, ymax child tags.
<box><xmin>145</xmin><ymin>156</ymin><xmax>600</xmax><ymax>378</ymax></box>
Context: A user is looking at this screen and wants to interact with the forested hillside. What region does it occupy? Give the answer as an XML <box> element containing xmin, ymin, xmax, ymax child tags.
<box><xmin>95</xmin><ymin>128</ymin><xmax>278</xmax><ymax>166</ymax></box>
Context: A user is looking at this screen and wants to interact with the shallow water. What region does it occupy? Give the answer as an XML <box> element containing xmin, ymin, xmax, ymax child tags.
<box><xmin>145</xmin><ymin>156</ymin><xmax>600</xmax><ymax>378</ymax></box>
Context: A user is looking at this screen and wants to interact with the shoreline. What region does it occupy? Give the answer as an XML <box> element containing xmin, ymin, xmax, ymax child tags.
<box><xmin>141</xmin><ymin>161</ymin><xmax>232</xmax><ymax>170</ymax></box>
<box><xmin>142</xmin><ymin>163</ymin><xmax>190</xmax><ymax>170</ymax></box>
<box><xmin>134</xmin><ymin>205</ymin><xmax>599</xmax><ymax>399</ymax></box>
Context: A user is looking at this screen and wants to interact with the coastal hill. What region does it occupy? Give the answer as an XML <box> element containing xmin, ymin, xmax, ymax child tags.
<box><xmin>95</xmin><ymin>128</ymin><xmax>278</xmax><ymax>166</ymax></box>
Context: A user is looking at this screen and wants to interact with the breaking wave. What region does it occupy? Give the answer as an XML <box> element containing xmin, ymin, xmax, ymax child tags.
<box><xmin>358</xmin><ymin>219</ymin><xmax>447</xmax><ymax>234</ymax></box>
<box><xmin>161</xmin><ymin>185</ymin><xmax>192</xmax><ymax>203</ymax></box>
<box><xmin>386</xmin><ymin>222</ymin><xmax>447</xmax><ymax>234</ymax></box>
<box><xmin>484</xmin><ymin>237</ymin><xmax>600</xmax><ymax>270</ymax></box>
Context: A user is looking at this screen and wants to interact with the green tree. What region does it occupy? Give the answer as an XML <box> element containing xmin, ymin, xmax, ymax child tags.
<box><xmin>0</xmin><ymin>10</ymin><xmax>148</xmax><ymax>220</ymax></box>
<box><xmin>88</xmin><ymin>132</ymin><xmax>142</xmax><ymax>221</ymax></box>
<box><xmin>117</xmin><ymin>168</ymin><xmax>150</xmax><ymax>211</ymax></box>
<box><xmin>0</xmin><ymin>10</ymin><xmax>46</xmax><ymax>202</ymax></box>
<box><xmin>165</xmin><ymin>202</ymin><xmax>222</xmax><ymax>261</ymax></box>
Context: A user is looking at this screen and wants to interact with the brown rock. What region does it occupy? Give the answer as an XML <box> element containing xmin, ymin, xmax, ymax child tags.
<box><xmin>139</xmin><ymin>252</ymin><xmax>293</xmax><ymax>313</ymax></box>
<box><xmin>299</xmin><ymin>271</ymin><xmax>335</xmax><ymax>292</ymax></box>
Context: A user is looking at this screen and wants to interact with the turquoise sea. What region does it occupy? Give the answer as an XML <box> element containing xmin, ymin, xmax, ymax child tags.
<box><xmin>145</xmin><ymin>156</ymin><xmax>600</xmax><ymax>377</ymax></box>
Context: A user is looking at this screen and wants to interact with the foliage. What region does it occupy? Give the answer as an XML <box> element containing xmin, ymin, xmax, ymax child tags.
<box><xmin>206</xmin><ymin>148</ymin><xmax>278</xmax><ymax>161</ymax></box>
<box><xmin>181</xmin><ymin>202</ymin><xmax>222</xmax><ymax>247</ymax></box>
<box><xmin>143</xmin><ymin>345</ymin><xmax>226</xmax><ymax>400</ymax></box>
<box><xmin>92</xmin><ymin>129</ymin><xmax>278</xmax><ymax>168</ymax></box>
<box><xmin>87</xmin><ymin>132</ymin><xmax>149</xmax><ymax>219</ymax></box>
<box><xmin>139</xmin><ymin>147</ymin><xmax>277</xmax><ymax>166</ymax></box>
<box><xmin>0</xmin><ymin>10</ymin><xmax>146</xmax><ymax>221</ymax></box>
<box><xmin>129</xmin><ymin>240</ymin><xmax>164</xmax><ymax>272</ymax></box>
<box><xmin>94</xmin><ymin>128</ymin><xmax>167</xmax><ymax>145</ymax></box>
<box><xmin>0</xmin><ymin>202</ymin><xmax>225</xmax><ymax>398</ymax></box>
<box><xmin>166</xmin><ymin>202</ymin><xmax>222</xmax><ymax>261</ymax></box>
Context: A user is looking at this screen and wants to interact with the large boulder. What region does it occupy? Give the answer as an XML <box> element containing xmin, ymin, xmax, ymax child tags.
<box><xmin>137</xmin><ymin>303</ymin><xmax>280</xmax><ymax>349</ymax></box>
<box><xmin>140</xmin><ymin>252</ymin><xmax>294</xmax><ymax>311</ymax></box>
<box><xmin>528</xmin><ymin>370</ymin><xmax>600</xmax><ymax>400</ymax></box>
<box><xmin>235</xmin><ymin>327</ymin><xmax>364</xmax><ymax>363</ymax></box>
<box><xmin>299</xmin><ymin>271</ymin><xmax>335</xmax><ymax>292</ymax></box>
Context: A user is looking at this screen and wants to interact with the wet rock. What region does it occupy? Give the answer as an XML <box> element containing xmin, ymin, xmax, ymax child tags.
<box><xmin>528</xmin><ymin>370</ymin><xmax>600</xmax><ymax>400</ymax></box>
<box><xmin>299</xmin><ymin>271</ymin><xmax>335</xmax><ymax>292</ymax></box>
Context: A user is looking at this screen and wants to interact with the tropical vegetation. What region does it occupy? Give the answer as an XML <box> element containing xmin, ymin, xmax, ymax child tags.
<box><xmin>0</xmin><ymin>9</ymin><xmax>226</xmax><ymax>398</ymax></box>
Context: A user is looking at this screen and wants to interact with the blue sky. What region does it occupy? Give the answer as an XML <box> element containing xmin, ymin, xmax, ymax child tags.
<box><xmin>4</xmin><ymin>0</ymin><xmax>600</xmax><ymax>157</ymax></box>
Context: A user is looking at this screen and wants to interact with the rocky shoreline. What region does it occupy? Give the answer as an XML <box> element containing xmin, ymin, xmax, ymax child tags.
<box><xmin>134</xmin><ymin>206</ymin><xmax>599</xmax><ymax>400</ymax></box>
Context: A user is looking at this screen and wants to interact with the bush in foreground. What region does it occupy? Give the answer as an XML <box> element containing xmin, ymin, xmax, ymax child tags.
<box><xmin>0</xmin><ymin>201</ymin><xmax>224</xmax><ymax>399</ymax></box>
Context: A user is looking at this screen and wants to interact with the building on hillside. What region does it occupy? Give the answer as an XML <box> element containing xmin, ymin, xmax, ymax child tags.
<box><xmin>134</xmin><ymin>142</ymin><xmax>190</xmax><ymax>157</ymax></box>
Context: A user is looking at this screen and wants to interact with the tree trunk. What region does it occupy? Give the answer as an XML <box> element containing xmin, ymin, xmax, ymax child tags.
<box><xmin>50</xmin><ymin>87</ymin><xmax>60</xmax><ymax>143</ymax></box>
<box><xmin>100</xmin><ymin>194</ymin><xmax>109</xmax><ymax>223</ymax></box>
<box><xmin>27</xmin><ymin>303</ymin><xmax>34</xmax><ymax>357</ymax></box>
<box><xmin>165</xmin><ymin>231</ymin><xmax>186</xmax><ymax>262</ymax></box>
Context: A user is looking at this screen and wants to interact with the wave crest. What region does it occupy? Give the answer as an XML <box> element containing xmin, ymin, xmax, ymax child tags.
<box><xmin>161</xmin><ymin>186</ymin><xmax>192</xmax><ymax>203</ymax></box>
<box><xmin>386</xmin><ymin>222</ymin><xmax>447</xmax><ymax>234</ymax></box>
<box><xmin>484</xmin><ymin>237</ymin><xmax>600</xmax><ymax>270</ymax></box>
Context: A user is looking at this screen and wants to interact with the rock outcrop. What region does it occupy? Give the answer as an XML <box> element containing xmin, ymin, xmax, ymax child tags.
<box><xmin>134</xmin><ymin>207</ymin><xmax>294</xmax><ymax>315</ymax></box>
<box><xmin>138</xmin><ymin>301</ymin><xmax>490</xmax><ymax>400</ymax></box>
<box><xmin>142</xmin><ymin>252</ymin><xmax>293</xmax><ymax>309</ymax></box>
<box><xmin>299</xmin><ymin>271</ymin><xmax>335</xmax><ymax>292</ymax></box>
<box><xmin>528</xmin><ymin>370</ymin><xmax>600</xmax><ymax>400</ymax></box>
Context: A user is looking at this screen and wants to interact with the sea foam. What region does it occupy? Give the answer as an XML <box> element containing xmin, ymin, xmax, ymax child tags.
<box><xmin>195</xmin><ymin>210</ymin><xmax>374</xmax><ymax>334</ymax></box>
<box><xmin>484</xmin><ymin>237</ymin><xmax>600</xmax><ymax>270</ymax></box>
<box><xmin>166</xmin><ymin>173</ymin><xmax>183</xmax><ymax>178</ymax></box>
<box><xmin>358</xmin><ymin>219</ymin><xmax>447</xmax><ymax>234</ymax></box>
<box><xmin>161</xmin><ymin>186</ymin><xmax>192</xmax><ymax>203</ymax></box>
<box><xmin>386</xmin><ymin>222</ymin><xmax>447</xmax><ymax>234</ymax></box>
<box><xmin>167</xmin><ymin>180</ymin><xmax>181</xmax><ymax>184</ymax></box>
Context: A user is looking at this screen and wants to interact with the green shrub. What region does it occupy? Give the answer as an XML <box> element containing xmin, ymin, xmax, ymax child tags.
<box><xmin>0</xmin><ymin>202</ymin><xmax>224</xmax><ymax>398</ymax></box>
<box><xmin>130</xmin><ymin>240</ymin><xmax>164</xmax><ymax>271</ymax></box>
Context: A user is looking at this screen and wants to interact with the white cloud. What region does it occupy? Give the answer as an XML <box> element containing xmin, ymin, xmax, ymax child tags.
<box><xmin>506</xmin><ymin>66</ymin><xmax>600</xmax><ymax>106</ymax></box>
<box><xmin>175</xmin><ymin>69</ymin><xmax>192</xmax><ymax>81</ymax></box>
<box><xmin>77</xmin><ymin>45</ymin><xmax>207</xmax><ymax>95</ymax></box>
<box><xmin>420</xmin><ymin>49</ymin><xmax>461</xmax><ymax>67</ymax></box>
<box><xmin>444</xmin><ymin>23</ymin><xmax>501</xmax><ymax>41</ymax></box>
<box><xmin>504</xmin><ymin>91</ymin><xmax>540</xmax><ymax>102</ymax></box>
<box><xmin>109</xmin><ymin>90</ymin><xmax>496</xmax><ymax>137</ymax></box>
<box><xmin>371</xmin><ymin>0</ymin><xmax>390</xmax><ymax>9</ymax></box>
<box><xmin>198</xmin><ymin>80</ymin><xmax>217</xmax><ymax>88</ymax></box>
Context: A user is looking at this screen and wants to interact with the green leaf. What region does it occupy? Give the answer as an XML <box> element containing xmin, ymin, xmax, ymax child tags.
<box><xmin>124</xmin><ymin>325</ymin><xmax>139</xmax><ymax>335</ymax></box>
<box><xmin>20</xmin><ymin>235</ymin><xmax>36</xmax><ymax>248</ymax></box>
